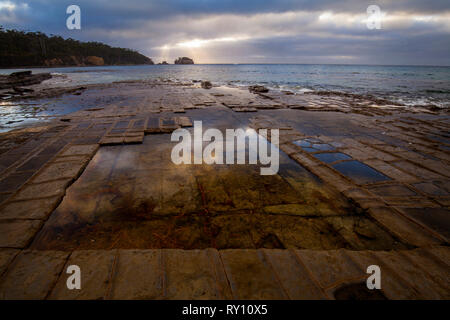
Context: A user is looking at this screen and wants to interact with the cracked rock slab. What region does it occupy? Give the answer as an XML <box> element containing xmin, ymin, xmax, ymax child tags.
<box><xmin>60</xmin><ymin>144</ymin><xmax>98</xmax><ymax>157</ymax></box>
<box><xmin>220</xmin><ymin>249</ymin><xmax>289</xmax><ymax>299</ymax></box>
<box><xmin>100</xmin><ymin>136</ymin><xmax>124</xmax><ymax>145</ymax></box>
<box><xmin>108</xmin><ymin>250</ymin><xmax>162</xmax><ymax>300</ymax></box>
<box><xmin>11</xmin><ymin>179</ymin><xmax>72</xmax><ymax>201</ymax></box>
<box><xmin>33</xmin><ymin>161</ymin><xmax>86</xmax><ymax>183</ymax></box>
<box><xmin>0</xmin><ymin>197</ymin><xmax>60</xmax><ymax>220</ymax></box>
<box><xmin>0</xmin><ymin>220</ymin><xmax>43</xmax><ymax>248</ymax></box>
<box><xmin>0</xmin><ymin>250</ymin><xmax>69</xmax><ymax>299</ymax></box>
<box><xmin>164</xmin><ymin>249</ymin><xmax>232</xmax><ymax>299</ymax></box>
<box><xmin>0</xmin><ymin>249</ymin><xmax>20</xmax><ymax>276</ymax></box>
<box><xmin>49</xmin><ymin>250</ymin><xmax>116</xmax><ymax>300</ymax></box>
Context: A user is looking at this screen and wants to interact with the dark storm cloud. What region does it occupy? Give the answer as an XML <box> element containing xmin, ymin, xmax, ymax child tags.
<box><xmin>1</xmin><ymin>0</ymin><xmax>449</xmax><ymax>65</ymax></box>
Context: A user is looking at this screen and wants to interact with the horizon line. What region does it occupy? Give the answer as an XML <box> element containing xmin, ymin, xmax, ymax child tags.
<box><xmin>156</xmin><ymin>63</ymin><xmax>450</xmax><ymax>67</ymax></box>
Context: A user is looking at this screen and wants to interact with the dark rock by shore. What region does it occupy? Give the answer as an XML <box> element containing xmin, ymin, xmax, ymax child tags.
<box><xmin>157</xmin><ymin>61</ymin><xmax>169</xmax><ymax>65</ymax></box>
<box><xmin>249</xmin><ymin>85</ymin><xmax>269</xmax><ymax>93</ymax></box>
<box><xmin>0</xmin><ymin>71</ymin><xmax>52</xmax><ymax>90</ymax></box>
<box><xmin>201</xmin><ymin>81</ymin><xmax>212</xmax><ymax>89</ymax></box>
<box><xmin>174</xmin><ymin>57</ymin><xmax>194</xmax><ymax>64</ymax></box>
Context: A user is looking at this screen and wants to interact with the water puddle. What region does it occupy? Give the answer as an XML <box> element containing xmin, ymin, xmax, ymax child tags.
<box><xmin>292</xmin><ymin>139</ymin><xmax>335</xmax><ymax>152</ymax></box>
<box><xmin>332</xmin><ymin>160</ymin><xmax>390</xmax><ymax>184</ymax></box>
<box><xmin>313</xmin><ymin>152</ymin><xmax>352</xmax><ymax>163</ymax></box>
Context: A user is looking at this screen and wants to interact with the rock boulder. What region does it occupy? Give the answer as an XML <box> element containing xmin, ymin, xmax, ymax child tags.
<box><xmin>201</xmin><ymin>81</ymin><xmax>212</xmax><ymax>89</ymax></box>
<box><xmin>248</xmin><ymin>85</ymin><xmax>269</xmax><ymax>93</ymax></box>
<box><xmin>249</xmin><ymin>85</ymin><xmax>269</xmax><ymax>94</ymax></box>
<box><xmin>174</xmin><ymin>57</ymin><xmax>194</xmax><ymax>64</ymax></box>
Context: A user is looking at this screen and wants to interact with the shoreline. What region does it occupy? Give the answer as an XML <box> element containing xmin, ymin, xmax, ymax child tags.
<box><xmin>2</xmin><ymin>77</ymin><xmax>448</xmax><ymax>106</ymax></box>
<box><xmin>0</xmin><ymin>78</ymin><xmax>448</xmax><ymax>134</ymax></box>
<box><xmin>1</xmin><ymin>64</ymin><xmax>449</xmax><ymax>109</ymax></box>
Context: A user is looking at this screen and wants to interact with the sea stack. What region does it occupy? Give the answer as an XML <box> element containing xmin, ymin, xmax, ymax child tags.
<box><xmin>174</xmin><ymin>57</ymin><xmax>194</xmax><ymax>64</ymax></box>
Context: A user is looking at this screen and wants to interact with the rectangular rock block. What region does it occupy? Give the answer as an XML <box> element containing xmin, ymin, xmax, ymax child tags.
<box><xmin>33</xmin><ymin>161</ymin><xmax>86</xmax><ymax>183</ymax></box>
<box><xmin>123</xmin><ymin>135</ymin><xmax>144</xmax><ymax>144</ymax></box>
<box><xmin>220</xmin><ymin>249</ymin><xmax>288</xmax><ymax>299</ymax></box>
<box><xmin>60</xmin><ymin>144</ymin><xmax>98</xmax><ymax>157</ymax></box>
<box><xmin>345</xmin><ymin>250</ymin><xmax>419</xmax><ymax>299</ymax></box>
<box><xmin>295</xmin><ymin>249</ymin><xmax>365</xmax><ymax>289</ymax></box>
<box><xmin>0</xmin><ymin>220</ymin><xmax>43</xmax><ymax>248</ymax></box>
<box><xmin>49</xmin><ymin>250</ymin><xmax>116</xmax><ymax>300</ymax></box>
<box><xmin>363</xmin><ymin>160</ymin><xmax>419</xmax><ymax>183</ymax></box>
<box><xmin>52</xmin><ymin>154</ymin><xmax>91</xmax><ymax>164</ymax></box>
<box><xmin>159</xmin><ymin>118</ymin><xmax>179</xmax><ymax>133</ymax></box>
<box><xmin>11</xmin><ymin>179</ymin><xmax>71</xmax><ymax>201</ymax></box>
<box><xmin>401</xmin><ymin>248</ymin><xmax>450</xmax><ymax>298</ymax></box>
<box><xmin>367</xmin><ymin>206</ymin><xmax>443</xmax><ymax>247</ymax></box>
<box><xmin>373</xmin><ymin>251</ymin><xmax>448</xmax><ymax>299</ymax></box>
<box><xmin>0</xmin><ymin>197</ymin><xmax>60</xmax><ymax>220</ymax></box>
<box><xmin>263</xmin><ymin>249</ymin><xmax>328</xmax><ymax>299</ymax></box>
<box><xmin>164</xmin><ymin>249</ymin><xmax>232</xmax><ymax>299</ymax></box>
<box><xmin>100</xmin><ymin>136</ymin><xmax>124</xmax><ymax>145</ymax></box>
<box><xmin>108</xmin><ymin>250</ymin><xmax>163</xmax><ymax>299</ymax></box>
<box><xmin>0</xmin><ymin>250</ymin><xmax>69</xmax><ymax>299</ymax></box>
<box><xmin>391</xmin><ymin>160</ymin><xmax>443</xmax><ymax>180</ymax></box>
<box><xmin>145</xmin><ymin>117</ymin><xmax>160</xmax><ymax>133</ymax></box>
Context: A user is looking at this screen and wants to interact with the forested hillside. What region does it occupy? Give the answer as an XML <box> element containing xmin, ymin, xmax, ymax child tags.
<box><xmin>0</xmin><ymin>28</ymin><xmax>154</xmax><ymax>67</ymax></box>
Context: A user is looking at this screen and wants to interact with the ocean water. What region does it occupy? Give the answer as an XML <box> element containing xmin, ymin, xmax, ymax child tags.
<box><xmin>1</xmin><ymin>64</ymin><xmax>449</xmax><ymax>107</ymax></box>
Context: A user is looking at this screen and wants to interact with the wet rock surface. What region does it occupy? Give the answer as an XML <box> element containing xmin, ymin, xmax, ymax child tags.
<box><xmin>0</xmin><ymin>80</ymin><xmax>448</xmax><ymax>299</ymax></box>
<box><xmin>0</xmin><ymin>71</ymin><xmax>52</xmax><ymax>90</ymax></box>
<box><xmin>30</xmin><ymin>124</ymin><xmax>404</xmax><ymax>251</ymax></box>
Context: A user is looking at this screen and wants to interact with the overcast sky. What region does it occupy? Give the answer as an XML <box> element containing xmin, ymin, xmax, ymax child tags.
<box><xmin>1</xmin><ymin>0</ymin><xmax>449</xmax><ymax>65</ymax></box>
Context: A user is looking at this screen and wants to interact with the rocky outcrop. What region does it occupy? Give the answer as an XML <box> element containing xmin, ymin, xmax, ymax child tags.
<box><xmin>158</xmin><ymin>61</ymin><xmax>169</xmax><ymax>65</ymax></box>
<box><xmin>44</xmin><ymin>56</ymin><xmax>105</xmax><ymax>67</ymax></box>
<box><xmin>44</xmin><ymin>58</ymin><xmax>64</xmax><ymax>67</ymax></box>
<box><xmin>0</xmin><ymin>71</ymin><xmax>52</xmax><ymax>90</ymax></box>
<box><xmin>174</xmin><ymin>57</ymin><xmax>194</xmax><ymax>64</ymax></box>
<box><xmin>85</xmin><ymin>56</ymin><xmax>104</xmax><ymax>66</ymax></box>
<box><xmin>249</xmin><ymin>85</ymin><xmax>269</xmax><ymax>94</ymax></box>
